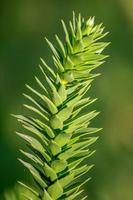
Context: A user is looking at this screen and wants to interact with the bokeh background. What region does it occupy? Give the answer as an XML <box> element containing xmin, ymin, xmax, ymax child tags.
<box><xmin>0</xmin><ymin>0</ymin><xmax>133</xmax><ymax>199</ymax></box>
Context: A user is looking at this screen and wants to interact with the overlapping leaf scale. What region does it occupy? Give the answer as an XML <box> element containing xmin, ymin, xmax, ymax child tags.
<box><xmin>4</xmin><ymin>183</ymin><xmax>40</xmax><ymax>200</ymax></box>
<box><xmin>13</xmin><ymin>12</ymin><xmax>109</xmax><ymax>200</ymax></box>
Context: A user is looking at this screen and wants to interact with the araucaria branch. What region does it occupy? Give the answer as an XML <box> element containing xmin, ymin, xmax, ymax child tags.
<box><xmin>13</xmin><ymin>12</ymin><xmax>109</xmax><ymax>200</ymax></box>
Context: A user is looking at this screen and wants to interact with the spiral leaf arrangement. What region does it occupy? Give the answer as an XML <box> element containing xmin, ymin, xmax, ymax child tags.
<box><xmin>12</xmin><ymin>12</ymin><xmax>109</xmax><ymax>200</ymax></box>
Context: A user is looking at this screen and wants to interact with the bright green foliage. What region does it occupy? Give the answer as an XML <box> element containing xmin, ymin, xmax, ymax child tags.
<box><xmin>4</xmin><ymin>183</ymin><xmax>39</xmax><ymax>200</ymax></box>
<box><xmin>13</xmin><ymin>12</ymin><xmax>109</xmax><ymax>200</ymax></box>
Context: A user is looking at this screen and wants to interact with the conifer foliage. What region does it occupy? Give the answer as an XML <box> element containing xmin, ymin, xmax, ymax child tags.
<box><xmin>12</xmin><ymin>13</ymin><xmax>109</xmax><ymax>200</ymax></box>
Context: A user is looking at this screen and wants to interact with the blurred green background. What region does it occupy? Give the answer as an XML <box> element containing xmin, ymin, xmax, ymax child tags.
<box><xmin>0</xmin><ymin>0</ymin><xmax>133</xmax><ymax>199</ymax></box>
